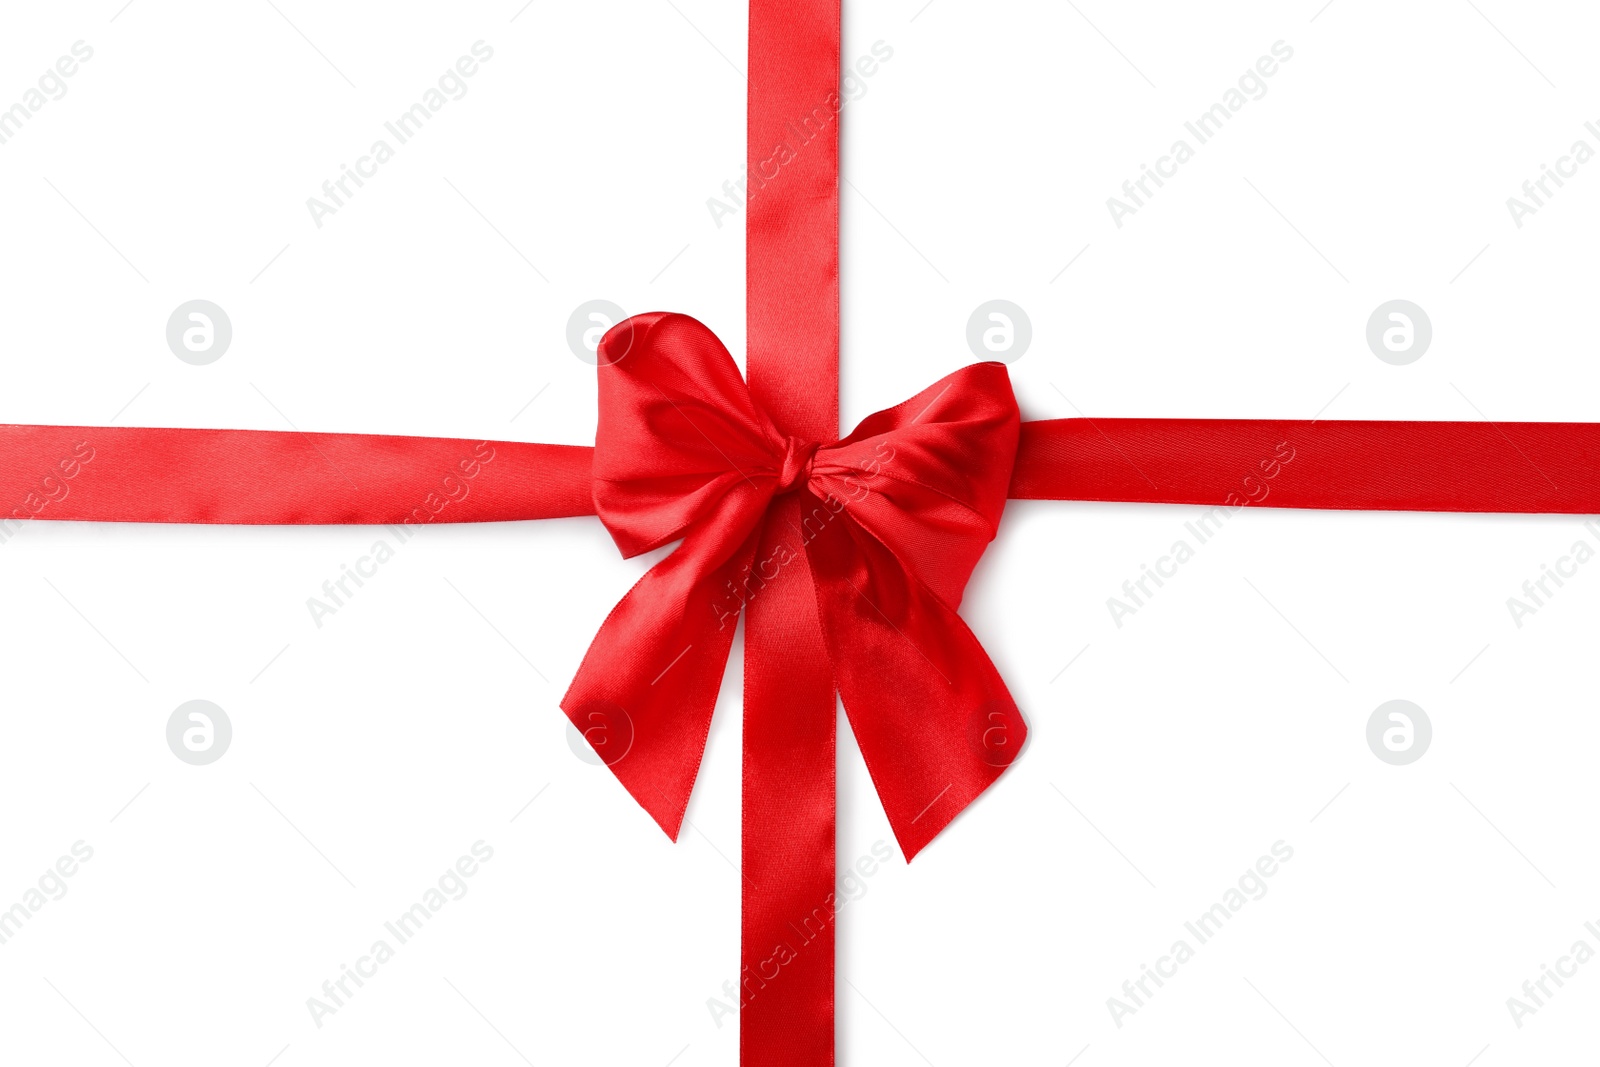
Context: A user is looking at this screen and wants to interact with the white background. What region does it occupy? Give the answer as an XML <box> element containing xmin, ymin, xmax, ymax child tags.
<box><xmin>1</xmin><ymin>1</ymin><xmax>1598</xmax><ymax>1064</ymax></box>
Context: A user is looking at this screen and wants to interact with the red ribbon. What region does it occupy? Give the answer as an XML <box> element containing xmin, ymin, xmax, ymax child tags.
<box><xmin>563</xmin><ymin>311</ymin><xmax>1025</xmax><ymax>859</ymax></box>
<box><xmin>13</xmin><ymin>416</ymin><xmax>1600</xmax><ymax>528</ymax></box>
<box><xmin>8</xmin><ymin>1</ymin><xmax>1600</xmax><ymax>1063</ymax></box>
<box><xmin>741</xmin><ymin>3</ymin><xmax>843</xmax><ymax>1061</ymax></box>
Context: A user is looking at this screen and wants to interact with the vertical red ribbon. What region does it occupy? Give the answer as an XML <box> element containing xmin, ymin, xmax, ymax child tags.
<box><xmin>744</xmin><ymin>0</ymin><xmax>841</xmax><ymax>1063</ymax></box>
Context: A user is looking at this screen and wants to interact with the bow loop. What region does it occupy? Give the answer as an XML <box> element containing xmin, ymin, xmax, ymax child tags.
<box><xmin>810</xmin><ymin>362</ymin><xmax>1019</xmax><ymax>610</ymax></box>
<box><xmin>592</xmin><ymin>312</ymin><xmax>782</xmax><ymax>559</ymax></box>
<box><xmin>564</xmin><ymin>313</ymin><xmax>1027</xmax><ymax>859</ymax></box>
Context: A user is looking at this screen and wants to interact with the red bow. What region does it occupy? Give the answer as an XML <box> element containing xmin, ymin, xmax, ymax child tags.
<box><xmin>561</xmin><ymin>312</ymin><xmax>1026</xmax><ymax>859</ymax></box>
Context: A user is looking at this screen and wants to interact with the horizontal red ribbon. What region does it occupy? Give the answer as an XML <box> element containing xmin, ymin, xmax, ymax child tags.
<box><xmin>1012</xmin><ymin>418</ymin><xmax>1600</xmax><ymax>512</ymax></box>
<box><xmin>0</xmin><ymin>423</ymin><xmax>593</xmax><ymax>526</ymax></box>
<box><xmin>10</xmin><ymin>416</ymin><xmax>1600</xmax><ymax>528</ymax></box>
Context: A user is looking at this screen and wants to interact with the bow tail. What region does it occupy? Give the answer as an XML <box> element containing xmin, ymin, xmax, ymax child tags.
<box><xmin>802</xmin><ymin>495</ymin><xmax>1026</xmax><ymax>860</ymax></box>
<box><xmin>740</xmin><ymin>493</ymin><xmax>839</xmax><ymax>1067</ymax></box>
<box><xmin>562</xmin><ymin>525</ymin><xmax>763</xmax><ymax>840</ymax></box>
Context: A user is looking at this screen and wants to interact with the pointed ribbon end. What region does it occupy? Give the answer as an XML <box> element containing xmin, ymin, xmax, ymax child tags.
<box><xmin>886</xmin><ymin>698</ymin><xmax>1028</xmax><ymax>864</ymax></box>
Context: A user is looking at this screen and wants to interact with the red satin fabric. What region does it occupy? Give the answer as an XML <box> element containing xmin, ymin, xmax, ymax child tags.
<box><xmin>744</xmin><ymin>3</ymin><xmax>841</xmax><ymax>1062</ymax></box>
<box><xmin>560</xmin><ymin>311</ymin><xmax>1025</xmax><ymax>856</ymax></box>
<box><xmin>20</xmin><ymin>416</ymin><xmax>1600</xmax><ymax>527</ymax></box>
<box><xmin>1012</xmin><ymin>418</ymin><xmax>1600</xmax><ymax>511</ymax></box>
<box><xmin>15</xmin><ymin>417</ymin><xmax>1600</xmax><ymax>526</ymax></box>
<box><xmin>0</xmin><ymin>423</ymin><xmax>593</xmax><ymax>525</ymax></box>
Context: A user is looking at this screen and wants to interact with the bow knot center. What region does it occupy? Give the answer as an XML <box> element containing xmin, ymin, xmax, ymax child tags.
<box><xmin>776</xmin><ymin>436</ymin><xmax>820</xmax><ymax>493</ymax></box>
